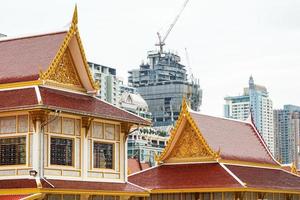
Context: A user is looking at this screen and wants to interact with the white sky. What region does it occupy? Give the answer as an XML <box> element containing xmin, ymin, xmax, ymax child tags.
<box><xmin>1</xmin><ymin>0</ymin><xmax>300</xmax><ymax>116</ymax></box>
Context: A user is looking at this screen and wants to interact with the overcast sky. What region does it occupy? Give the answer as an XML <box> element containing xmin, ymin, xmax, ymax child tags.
<box><xmin>1</xmin><ymin>0</ymin><xmax>300</xmax><ymax>116</ymax></box>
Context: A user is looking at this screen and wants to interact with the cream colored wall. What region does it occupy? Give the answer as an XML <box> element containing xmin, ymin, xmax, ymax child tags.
<box><xmin>0</xmin><ymin>111</ymin><xmax>127</xmax><ymax>183</ymax></box>
<box><xmin>0</xmin><ymin>111</ymin><xmax>33</xmax><ymax>179</ymax></box>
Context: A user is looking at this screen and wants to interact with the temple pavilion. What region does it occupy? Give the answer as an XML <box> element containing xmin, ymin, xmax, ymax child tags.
<box><xmin>1</xmin><ymin>5</ymin><xmax>300</xmax><ymax>200</ymax></box>
<box><xmin>0</xmin><ymin>7</ymin><xmax>150</xmax><ymax>200</ymax></box>
<box><xmin>129</xmin><ymin>99</ymin><xmax>300</xmax><ymax>200</ymax></box>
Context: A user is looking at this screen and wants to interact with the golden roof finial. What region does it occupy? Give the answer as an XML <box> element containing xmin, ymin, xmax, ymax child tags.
<box><xmin>291</xmin><ymin>162</ymin><xmax>297</xmax><ymax>174</ymax></box>
<box><xmin>181</xmin><ymin>96</ymin><xmax>188</xmax><ymax>112</ymax></box>
<box><xmin>72</xmin><ymin>4</ymin><xmax>78</xmax><ymax>25</ymax></box>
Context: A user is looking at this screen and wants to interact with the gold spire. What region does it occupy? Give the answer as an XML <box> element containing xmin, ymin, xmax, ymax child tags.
<box><xmin>72</xmin><ymin>4</ymin><xmax>78</xmax><ymax>26</ymax></box>
<box><xmin>291</xmin><ymin>162</ymin><xmax>297</xmax><ymax>174</ymax></box>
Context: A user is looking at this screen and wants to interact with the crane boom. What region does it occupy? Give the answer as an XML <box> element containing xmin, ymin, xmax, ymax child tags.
<box><xmin>162</xmin><ymin>0</ymin><xmax>189</xmax><ymax>43</ymax></box>
<box><xmin>156</xmin><ymin>0</ymin><xmax>190</xmax><ymax>53</ymax></box>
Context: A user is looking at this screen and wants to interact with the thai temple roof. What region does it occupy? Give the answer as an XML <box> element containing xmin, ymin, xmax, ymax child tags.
<box><xmin>189</xmin><ymin>111</ymin><xmax>277</xmax><ymax>165</ymax></box>
<box><xmin>0</xmin><ymin>7</ymin><xmax>150</xmax><ymax>126</ymax></box>
<box><xmin>0</xmin><ymin>31</ymin><xmax>67</xmax><ymax>84</ymax></box>
<box><xmin>129</xmin><ymin>99</ymin><xmax>300</xmax><ymax>193</ymax></box>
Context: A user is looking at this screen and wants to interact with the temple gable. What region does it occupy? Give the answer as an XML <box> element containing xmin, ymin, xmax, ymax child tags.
<box><xmin>44</xmin><ymin>48</ymin><xmax>83</xmax><ymax>88</ymax></box>
<box><xmin>39</xmin><ymin>6</ymin><xmax>98</xmax><ymax>94</ymax></box>
<box><xmin>158</xmin><ymin>99</ymin><xmax>218</xmax><ymax>163</ymax></box>
<box><xmin>167</xmin><ymin>123</ymin><xmax>212</xmax><ymax>160</ymax></box>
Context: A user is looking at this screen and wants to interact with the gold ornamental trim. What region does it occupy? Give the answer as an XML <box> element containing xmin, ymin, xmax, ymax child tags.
<box><xmin>40</xmin><ymin>6</ymin><xmax>99</xmax><ymax>91</ymax></box>
<box><xmin>156</xmin><ymin>98</ymin><xmax>219</xmax><ymax>163</ymax></box>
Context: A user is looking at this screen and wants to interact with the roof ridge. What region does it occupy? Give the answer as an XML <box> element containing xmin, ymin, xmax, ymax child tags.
<box><xmin>247</xmin><ymin>122</ymin><xmax>280</xmax><ymax>165</ymax></box>
<box><xmin>219</xmin><ymin>163</ymin><xmax>246</xmax><ymax>187</ymax></box>
<box><xmin>188</xmin><ymin>108</ymin><xmax>251</xmax><ymax>125</ymax></box>
<box><xmin>0</xmin><ymin>29</ymin><xmax>68</xmax><ymax>43</ymax></box>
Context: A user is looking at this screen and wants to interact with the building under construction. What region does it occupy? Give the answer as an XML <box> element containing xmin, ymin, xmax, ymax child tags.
<box><xmin>128</xmin><ymin>50</ymin><xmax>202</xmax><ymax>127</ymax></box>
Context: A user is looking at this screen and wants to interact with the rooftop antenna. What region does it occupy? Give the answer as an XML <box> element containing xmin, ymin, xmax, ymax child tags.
<box><xmin>155</xmin><ymin>0</ymin><xmax>190</xmax><ymax>53</ymax></box>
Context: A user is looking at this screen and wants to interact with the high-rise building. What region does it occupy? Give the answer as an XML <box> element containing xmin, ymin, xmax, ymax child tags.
<box><xmin>224</xmin><ymin>76</ymin><xmax>274</xmax><ymax>153</ymax></box>
<box><xmin>88</xmin><ymin>62</ymin><xmax>119</xmax><ymax>106</ymax></box>
<box><xmin>274</xmin><ymin>105</ymin><xmax>300</xmax><ymax>165</ymax></box>
<box><xmin>127</xmin><ymin>127</ymin><xmax>168</xmax><ymax>166</ymax></box>
<box><xmin>292</xmin><ymin>112</ymin><xmax>300</xmax><ymax>168</ymax></box>
<box><xmin>128</xmin><ymin>51</ymin><xmax>202</xmax><ymax>127</ymax></box>
<box><xmin>118</xmin><ymin>78</ymin><xmax>137</xmax><ymax>94</ymax></box>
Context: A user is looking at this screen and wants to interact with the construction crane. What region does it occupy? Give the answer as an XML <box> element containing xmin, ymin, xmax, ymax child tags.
<box><xmin>185</xmin><ymin>47</ymin><xmax>193</xmax><ymax>106</ymax></box>
<box><xmin>185</xmin><ymin>47</ymin><xmax>194</xmax><ymax>81</ymax></box>
<box><xmin>155</xmin><ymin>0</ymin><xmax>190</xmax><ymax>53</ymax></box>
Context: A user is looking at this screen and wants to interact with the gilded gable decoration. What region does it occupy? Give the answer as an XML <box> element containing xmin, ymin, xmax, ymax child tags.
<box><xmin>167</xmin><ymin>123</ymin><xmax>213</xmax><ymax>160</ymax></box>
<box><xmin>40</xmin><ymin>5</ymin><xmax>99</xmax><ymax>92</ymax></box>
<box><xmin>46</xmin><ymin>48</ymin><xmax>82</xmax><ymax>87</ymax></box>
<box><xmin>157</xmin><ymin>98</ymin><xmax>219</xmax><ymax>163</ymax></box>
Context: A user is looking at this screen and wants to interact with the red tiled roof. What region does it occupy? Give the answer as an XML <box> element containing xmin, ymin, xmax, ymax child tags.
<box><xmin>0</xmin><ymin>178</ymin><xmax>146</xmax><ymax>194</ymax></box>
<box><xmin>39</xmin><ymin>87</ymin><xmax>150</xmax><ymax>125</ymax></box>
<box><xmin>0</xmin><ymin>31</ymin><xmax>67</xmax><ymax>84</ymax></box>
<box><xmin>226</xmin><ymin>165</ymin><xmax>300</xmax><ymax>191</ymax></box>
<box><xmin>0</xmin><ymin>179</ymin><xmax>37</xmax><ymax>189</ymax></box>
<box><xmin>128</xmin><ymin>158</ymin><xmax>151</xmax><ymax>174</ymax></box>
<box><xmin>41</xmin><ymin>179</ymin><xmax>146</xmax><ymax>193</ymax></box>
<box><xmin>0</xmin><ymin>87</ymin><xmax>150</xmax><ymax>125</ymax></box>
<box><xmin>189</xmin><ymin>112</ymin><xmax>277</xmax><ymax>165</ymax></box>
<box><xmin>0</xmin><ymin>88</ymin><xmax>38</xmax><ymax>111</ymax></box>
<box><xmin>0</xmin><ymin>195</ymin><xmax>29</xmax><ymax>200</ymax></box>
<box><xmin>128</xmin><ymin>163</ymin><xmax>242</xmax><ymax>190</ymax></box>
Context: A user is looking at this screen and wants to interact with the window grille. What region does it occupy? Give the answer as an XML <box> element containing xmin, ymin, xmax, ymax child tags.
<box><xmin>50</xmin><ymin>137</ymin><xmax>73</xmax><ymax>166</ymax></box>
<box><xmin>93</xmin><ymin>142</ymin><xmax>113</xmax><ymax>169</ymax></box>
<box><xmin>0</xmin><ymin>137</ymin><xmax>26</xmax><ymax>165</ymax></box>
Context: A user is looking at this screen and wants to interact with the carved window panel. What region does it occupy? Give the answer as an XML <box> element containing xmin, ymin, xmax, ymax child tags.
<box><xmin>93</xmin><ymin>142</ymin><xmax>113</xmax><ymax>169</ymax></box>
<box><xmin>115</xmin><ymin>125</ymin><xmax>120</xmax><ymax>141</ymax></box>
<box><xmin>29</xmin><ymin>134</ymin><xmax>33</xmax><ymax>166</ymax></box>
<box><xmin>105</xmin><ymin>124</ymin><xmax>115</xmax><ymax>140</ymax></box>
<box><xmin>49</xmin><ymin>117</ymin><xmax>62</xmax><ymax>133</ymax></box>
<box><xmin>93</xmin><ymin>122</ymin><xmax>103</xmax><ymax>139</ymax></box>
<box><xmin>44</xmin><ymin>135</ymin><xmax>48</xmax><ymax>167</ymax></box>
<box><xmin>75</xmin><ymin>138</ymin><xmax>81</xmax><ymax>168</ymax></box>
<box><xmin>50</xmin><ymin>137</ymin><xmax>73</xmax><ymax>166</ymax></box>
<box><xmin>104</xmin><ymin>196</ymin><xmax>115</xmax><ymax>200</ymax></box>
<box><xmin>75</xmin><ymin>119</ymin><xmax>81</xmax><ymax>136</ymax></box>
<box><xmin>213</xmin><ymin>193</ymin><xmax>222</xmax><ymax>200</ymax></box>
<box><xmin>18</xmin><ymin>115</ymin><xmax>28</xmax><ymax>133</ymax></box>
<box><xmin>89</xmin><ymin>196</ymin><xmax>120</xmax><ymax>200</ymax></box>
<box><xmin>45</xmin><ymin>194</ymin><xmax>80</xmax><ymax>200</ymax></box>
<box><xmin>45</xmin><ymin>194</ymin><xmax>61</xmax><ymax>200</ymax></box>
<box><xmin>115</xmin><ymin>143</ymin><xmax>120</xmax><ymax>172</ymax></box>
<box><xmin>29</xmin><ymin>115</ymin><xmax>34</xmax><ymax>132</ymax></box>
<box><xmin>0</xmin><ymin>116</ymin><xmax>16</xmax><ymax>134</ymax></box>
<box><xmin>89</xmin><ymin>196</ymin><xmax>103</xmax><ymax>200</ymax></box>
<box><xmin>224</xmin><ymin>192</ymin><xmax>234</xmax><ymax>200</ymax></box>
<box><xmin>0</xmin><ymin>137</ymin><xmax>26</xmax><ymax>165</ymax></box>
<box><xmin>62</xmin><ymin>118</ymin><xmax>75</xmax><ymax>135</ymax></box>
